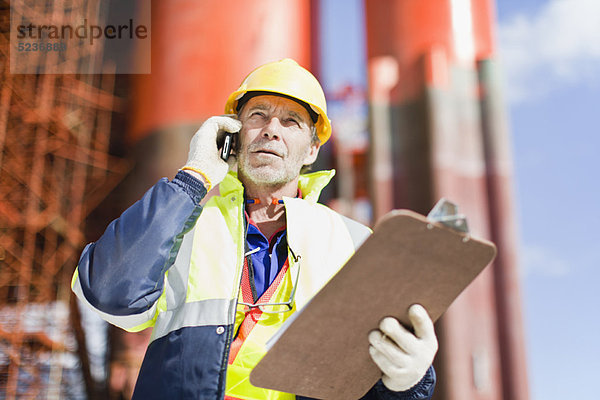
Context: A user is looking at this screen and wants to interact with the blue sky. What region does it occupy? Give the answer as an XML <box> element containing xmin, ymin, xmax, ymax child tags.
<box><xmin>320</xmin><ymin>0</ymin><xmax>600</xmax><ymax>399</ymax></box>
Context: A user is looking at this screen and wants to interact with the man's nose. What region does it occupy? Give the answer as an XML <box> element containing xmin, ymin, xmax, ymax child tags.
<box><xmin>262</xmin><ymin>117</ymin><xmax>282</xmax><ymax>139</ymax></box>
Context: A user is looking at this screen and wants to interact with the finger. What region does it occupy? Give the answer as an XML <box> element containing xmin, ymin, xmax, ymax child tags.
<box><xmin>408</xmin><ymin>304</ymin><xmax>435</xmax><ymax>342</ymax></box>
<box><xmin>368</xmin><ymin>330</ymin><xmax>409</xmax><ymax>362</ymax></box>
<box><xmin>369</xmin><ymin>345</ymin><xmax>405</xmax><ymax>375</ymax></box>
<box><xmin>379</xmin><ymin>317</ymin><xmax>417</xmax><ymax>354</ymax></box>
<box><xmin>213</xmin><ymin>116</ymin><xmax>242</xmax><ymax>132</ymax></box>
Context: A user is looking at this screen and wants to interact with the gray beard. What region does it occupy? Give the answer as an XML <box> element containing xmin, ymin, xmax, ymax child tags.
<box><xmin>237</xmin><ymin>161</ymin><xmax>298</xmax><ymax>187</ymax></box>
<box><xmin>237</xmin><ymin>144</ymin><xmax>307</xmax><ymax>187</ymax></box>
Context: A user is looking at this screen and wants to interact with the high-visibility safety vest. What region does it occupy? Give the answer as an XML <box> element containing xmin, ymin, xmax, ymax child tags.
<box><xmin>72</xmin><ymin>170</ymin><xmax>371</xmax><ymax>400</ymax></box>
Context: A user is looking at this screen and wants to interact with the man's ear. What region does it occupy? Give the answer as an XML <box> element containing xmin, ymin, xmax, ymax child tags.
<box><xmin>303</xmin><ymin>142</ymin><xmax>321</xmax><ymax>165</ymax></box>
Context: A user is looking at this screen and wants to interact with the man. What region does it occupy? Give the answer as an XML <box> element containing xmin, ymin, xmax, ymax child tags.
<box><xmin>72</xmin><ymin>59</ymin><xmax>437</xmax><ymax>399</ymax></box>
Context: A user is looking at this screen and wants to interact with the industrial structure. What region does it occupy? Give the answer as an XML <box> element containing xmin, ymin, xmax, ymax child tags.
<box><xmin>365</xmin><ymin>1</ymin><xmax>528</xmax><ymax>399</ymax></box>
<box><xmin>0</xmin><ymin>0</ymin><xmax>129</xmax><ymax>398</ymax></box>
<box><xmin>0</xmin><ymin>0</ymin><xmax>528</xmax><ymax>399</ymax></box>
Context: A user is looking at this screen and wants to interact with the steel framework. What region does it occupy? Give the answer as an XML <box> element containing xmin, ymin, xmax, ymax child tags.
<box><xmin>0</xmin><ymin>0</ymin><xmax>129</xmax><ymax>398</ymax></box>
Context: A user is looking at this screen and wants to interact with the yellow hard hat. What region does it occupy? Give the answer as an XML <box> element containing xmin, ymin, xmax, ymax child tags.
<box><xmin>225</xmin><ymin>58</ymin><xmax>331</xmax><ymax>144</ymax></box>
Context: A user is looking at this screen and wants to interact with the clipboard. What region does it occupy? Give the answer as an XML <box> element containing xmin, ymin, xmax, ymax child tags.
<box><xmin>250</xmin><ymin>205</ymin><xmax>497</xmax><ymax>399</ymax></box>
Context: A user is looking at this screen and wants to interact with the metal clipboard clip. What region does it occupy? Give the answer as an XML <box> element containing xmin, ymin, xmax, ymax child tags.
<box><xmin>427</xmin><ymin>198</ymin><xmax>470</xmax><ymax>235</ymax></box>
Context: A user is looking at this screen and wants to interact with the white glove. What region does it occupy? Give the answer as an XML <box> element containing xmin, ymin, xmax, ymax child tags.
<box><xmin>183</xmin><ymin>116</ymin><xmax>242</xmax><ymax>190</ymax></box>
<box><xmin>368</xmin><ymin>304</ymin><xmax>438</xmax><ymax>392</ymax></box>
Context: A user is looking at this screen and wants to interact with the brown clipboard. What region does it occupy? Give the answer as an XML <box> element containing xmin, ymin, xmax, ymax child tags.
<box><xmin>249</xmin><ymin>209</ymin><xmax>497</xmax><ymax>399</ymax></box>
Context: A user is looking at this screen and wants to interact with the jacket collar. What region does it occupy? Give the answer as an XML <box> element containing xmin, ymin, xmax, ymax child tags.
<box><xmin>219</xmin><ymin>170</ymin><xmax>336</xmax><ymax>204</ymax></box>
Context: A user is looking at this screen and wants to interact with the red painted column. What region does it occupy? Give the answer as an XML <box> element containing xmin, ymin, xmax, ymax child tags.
<box><xmin>473</xmin><ymin>4</ymin><xmax>530</xmax><ymax>398</ymax></box>
<box><xmin>478</xmin><ymin>56</ymin><xmax>531</xmax><ymax>400</ymax></box>
<box><xmin>129</xmin><ymin>0</ymin><xmax>312</xmax><ymax>144</ymax></box>
<box><xmin>365</xmin><ymin>1</ymin><xmax>529</xmax><ymax>399</ymax></box>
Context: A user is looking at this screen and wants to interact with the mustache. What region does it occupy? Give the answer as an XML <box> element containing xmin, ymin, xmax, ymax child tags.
<box><xmin>247</xmin><ymin>141</ymin><xmax>286</xmax><ymax>157</ymax></box>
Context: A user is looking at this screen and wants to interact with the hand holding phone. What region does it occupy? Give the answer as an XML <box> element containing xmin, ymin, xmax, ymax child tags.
<box><xmin>184</xmin><ymin>116</ymin><xmax>242</xmax><ymax>189</ymax></box>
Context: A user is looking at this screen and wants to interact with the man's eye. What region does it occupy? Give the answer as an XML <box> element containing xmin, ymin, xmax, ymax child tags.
<box><xmin>286</xmin><ymin>118</ymin><xmax>299</xmax><ymax>125</ymax></box>
<box><xmin>250</xmin><ymin>111</ymin><xmax>265</xmax><ymax>118</ymax></box>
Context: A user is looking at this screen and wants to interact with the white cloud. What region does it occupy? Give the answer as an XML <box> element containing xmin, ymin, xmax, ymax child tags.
<box><xmin>498</xmin><ymin>0</ymin><xmax>600</xmax><ymax>103</ymax></box>
<box><xmin>519</xmin><ymin>244</ymin><xmax>571</xmax><ymax>278</ymax></box>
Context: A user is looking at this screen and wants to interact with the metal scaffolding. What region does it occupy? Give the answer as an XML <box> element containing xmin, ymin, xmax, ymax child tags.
<box><xmin>0</xmin><ymin>0</ymin><xmax>129</xmax><ymax>397</ymax></box>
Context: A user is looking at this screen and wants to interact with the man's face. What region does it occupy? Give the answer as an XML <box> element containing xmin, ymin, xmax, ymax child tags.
<box><xmin>236</xmin><ymin>95</ymin><xmax>320</xmax><ymax>186</ymax></box>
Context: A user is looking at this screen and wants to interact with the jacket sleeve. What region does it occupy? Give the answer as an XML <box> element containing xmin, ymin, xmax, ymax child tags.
<box><xmin>71</xmin><ymin>171</ymin><xmax>207</xmax><ymax>332</ymax></box>
<box><xmin>359</xmin><ymin>366</ymin><xmax>436</xmax><ymax>400</ymax></box>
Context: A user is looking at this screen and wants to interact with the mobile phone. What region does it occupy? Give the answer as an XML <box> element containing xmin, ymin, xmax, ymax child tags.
<box><xmin>220</xmin><ymin>132</ymin><xmax>235</xmax><ymax>161</ymax></box>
